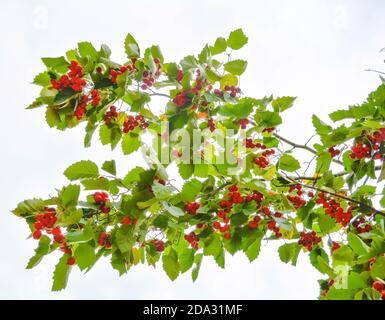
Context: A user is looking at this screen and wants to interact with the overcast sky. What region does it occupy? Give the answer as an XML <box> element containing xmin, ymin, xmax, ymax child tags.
<box><xmin>1</xmin><ymin>0</ymin><xmax>384</xmax><ymax>299</ymax></box>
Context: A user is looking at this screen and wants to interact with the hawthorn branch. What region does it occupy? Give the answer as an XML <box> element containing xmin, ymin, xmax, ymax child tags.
<box><xmin>285</xmin><ymin>178</ymin><xmax>385</xmax><ymax>217</ymax></box>
<box><xmin>273</xmin><ymin>133</ymin><xmax>344</xmax><ymax>166</ymax></box>
<box><xmin>292</xmin><ymin>164</ymin><xmax>382</xmax><ymax>181</ymax></box>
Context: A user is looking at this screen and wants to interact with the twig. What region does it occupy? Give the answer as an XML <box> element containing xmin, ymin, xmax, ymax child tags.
<box><xmin>273</xmin><ymin>133</ymin><xmax>344</xmax><ymax>166</ymax></box>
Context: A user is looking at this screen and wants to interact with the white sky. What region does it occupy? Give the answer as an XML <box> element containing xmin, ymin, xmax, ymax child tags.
<box><xmin>0</xmin><ymin>0</ymin><xmax>384</xmax><ymax>299</ymax></box>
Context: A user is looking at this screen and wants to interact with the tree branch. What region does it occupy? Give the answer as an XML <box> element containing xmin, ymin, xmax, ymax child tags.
<box><xmin>273</xmin><ymin>133</ymin><xmax>344</xmax><ymax>166</ymax></box>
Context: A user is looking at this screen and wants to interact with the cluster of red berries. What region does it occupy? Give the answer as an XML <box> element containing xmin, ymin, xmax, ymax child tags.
<box><xmin>122</xmin><ymin>114</ymin><xmax>149</xmax><ymax>133</ymax></box>
<box><xmin>33</xmin><ymin>208</ymin><xmax>58</xmax><ymax>240</ymax></box>
<box><xmin>253</xmin><ymin>149</ymin><xmax>275</xmax><ymax>169</ymax></box>
<box><xmin>74</xmin><ymin>95</ymin><xmax>89</xmax><ymax>120</ymax></box>
<box><xmin>267</xmin><ymin>220</ymin><xmax>282</xmax><ymax>238</ymax></box>
<box><xmin>253</xmin><ymin>155</ymin><xmax>269</xmax><ymax>168</ymax></box>
<box><xmin>98</xmin><ymin>231</ymin><xmax>111</xmax><ymax>248</ymax></box>
<box><xmin>184</xmin><ymin>232</ymin><xmax>199</xmax><ymax>249</ymax></box>
<box><xmin>140</xmin><ymin>67</ymin><xmax>161</xmax><ymax>89</ymax></box>
<box><xmin>352</xmin><ymin>216</ymin><xmax>372</xmax><ymax>233</ymax></box>
<box><xmin>320</xmin><ymin>279</ymin><xmax>335</xmax><ymax>297</ymax></box>
<box><xmin>331</xmin><ymin>241</ymin><xmax>341</xmax><ymax>253</ymax></box>
<box><xmin>239</xmin><ymin>119</ymin><xmax>249</xmax><ymax>129</ymax></box>
<box><xmin>109</xmin><ymin>65</ymin><xmax>133</xmax><ymax>84</ymax></box>
<box><xmin>51</xmin><ymin>61</ymin><xmax>86</xmax><ymax>92</ymax></box>
<box><xmin>245</xmin><ymin>191</ymin><xmax>264</xmax><ymax>203</ymax></box>
<box><xmin>372</xmin><ymin>281</ymin><xmax>385</xmax><ymax>300</ymax></box>
<box><xmin>93</xmin><ymin>192</ymin><xmax>110</xmax><ymax>214</ymax></box>
<box><xmin>248</xmin><ymin>215</ymin><xmax>261</xmax><ymax>229</ymax></box>
<box><xmin>287</xmin><ymin>184</ymin><xmax>307</xmax><ymax>209</ymax></box>
<box><xmin>208</xmin><ymin>118</ymin><xmax>216</xmax><ymax>132</ymax></box>
<box><xmin>150</xmin><ymin>239</ymin><xmax>165</xmax><ymax>252</ymax></box>
<box><xmin>90</xmin><ymin>89</ymin><xmax>101</xmax><ymax>107</ymax></box>
<box><xmin>262</xmin><ymin>127</ymin><xmax>275</xmax><ymax>133</ymax></box>
<box><xmin>176</xmin><ymin>69</ymin><xmax>184</xmax><ymax>82</ymax></box>
<box><xmin>105</xmin><ymin>106</ymin><xmax>118</xmax><ymax>125</ymax></box>
<box><xmin>185</xmin><ymin>202</ymin><xmax>200</xmax><ymax>215</ymax></box>
<box><xmin>316</xmin><ymin>192</ymin><xmax>353</xmax><ymax>227</ymax></box>
<box><xmin>122</xmin><ymin>216</ymin><xmax>137</xmax><ymax>225</ymax></box>
<box><xmin>173</xmin><ymin>91</ymin><xmax>190</xmax><ymax>107</ymax></box>
<box><xmin>350</xmin><ymin>143</ymin><xmax>371</xmax><ymax>160</ymax></box>
<box><xmin>245</xmin><ymin>139</ymin><xmax>267</xmax><ymax>149</ymax></box>
<box><xmin>154</xmin><ymin>176</ymin><xmax>166</xmax><ymax>185</ymax></box>
<box><xmin>149</xmin><ymin>176</ymin><xmax>166</xmax><ymax>193</ymax></box>
<box><xmin>227</xmin><ymin>185</ymin><xmax>244</xmax><ymax>203</ymax></box>
<box><xmin>224</xmin><ymin>85</ymin><xmax>240</xmax><ymax>97</ymax></box>
<box><xmin>298</xmin><ymin>231</ymin><xmax>321</xmax><ymax>251</ymax></box>
<box><xmin>328</xmin><ymin>146</ymin><xmax>340</xmax><ymax>158</ymax></box>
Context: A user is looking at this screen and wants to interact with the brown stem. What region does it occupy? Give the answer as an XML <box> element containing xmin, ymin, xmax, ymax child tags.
<box><xmin>289</xmin><ymin>180</ymin><xmax>385</xmax><ymax>217</ymax></box>
<box><xmin>273</xmin><ymin>133</ymin><xmax>344</xmax><ymax>166</ymax></box>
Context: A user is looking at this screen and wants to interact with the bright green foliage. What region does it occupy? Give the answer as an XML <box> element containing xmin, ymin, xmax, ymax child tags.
<box><xmin>12</xmin><ymin>28</ymin><xmax>385</xmax><ymax>300</ymax></box>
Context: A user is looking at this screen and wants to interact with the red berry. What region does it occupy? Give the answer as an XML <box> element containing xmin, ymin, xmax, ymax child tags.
<box><xmin>32</xmin><ymin>230</ymin><xmax>41</xmax><ymax>240</ymax></box>
<box><xmin>373</xmin><ymin>281</ymin><xmax>384</xmax><ymax>293</ymax></box>
<box><xmin>67</xmin><ymin>257</ymin><xmax>76</xmax><ymax>266</ymax></box>
<box><xmin>52</xmin><ymin>227</ymin><xmax>62</xmax><ymax>237</ymax></box>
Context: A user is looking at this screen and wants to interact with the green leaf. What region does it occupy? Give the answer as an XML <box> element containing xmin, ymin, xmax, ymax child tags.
<box><xmin>122</xmin><ymin>167</ymin><xmax>145</xmax><ymax>186</ymax></box>
<box><xmin>124</xmin><ymin>33</ymin><xmax>140</xmax><ymax>58</ymax></box>
<box><xmin>54</xmin><ymin>87</ymin><xmax>77</xmax><ymax>104</ymax></box>
<box><xmin>348</xmin><ymin>232</ymin><xmax>369</xmax><ymax>256</ymax></box>
<box><xmin>101</xmin><ymin>160</ymin><xmax>116</xmax><ymax>176</ymax></box>
<box><xmin>162</xmin><ymin>248</ymin><xmax>180</xmax><ymax>280</ymax></box>
<box><xmin>99</xmin><ymin>124</ymin><xmax>122</xmax><ymax>149</ymax></box>
<box><xmin>122</xmin><ymin>133</ymin><xmax>141</xmax><ymax>155</ymax></box>
<box><xmin>81</xmin><ymin>178</ymin><xmax>109</xmax><ymax>191</ymax></box>
<box><xmin>278</xmin><ymin>243</ymin><xmax>301</xmax><ymax>266</ymax></box>
<box><xmin>329</xmin><ymin>109</ymin><xmax>353</xmax><ymax>122</ymax></box>
<box><xmin>64</xmin><ymin>160</ymin><xmax>99</xmax><ymax>180</ymax></box>
<box><xmin>371</xmin><ymin>256</ymin><xmax>385</xmax><ymax>279</ymax></box>
<box><xmin>12</xmin><ymin>198</ymin><xmax>46</xmax><ymax>217</ymax></box>
<box><xmin>227</xmin><ymin>28</ymin><xmax>248</xmax><ymax>50</ymax></box>
<box><xmin>162</xmin><ymin>202</ymin><xmax>184</xmax><ymax>217</ymax></box>
<box><xmin>318</xmin><ymin>213</ymin><xmax>336</xmax><ymax>234</ymax></box>
<box><xmin>179</xmin><ymin>248</ymin><xmax>195</xmax><ymax>273</ymax></box>
<box><xmin>33</xmin><ymin>72</ymin><xmax>51</xmax><ymax>87</ymax></box>
<box><xmin>326</xmin><ymin>287</ymin><xmax>354</xmax><ymax>300</ymax></box>
<box><xmin>151</xmin><ymin>184</ymin><xmax>175</xmax><ymax>201</ymax></box>
<box><xmin>52</xmin><ymin>254</ymin><xmax>71</xmax><ymax>291</ymax></box>
<box><xmin>66</xmin><ymin>224</ymin><xmax>94</xmax><ymax>243</ymax></box>
<box><xmin>59</xmin><ymin>184</ymin><xmax>80</xmax><ymax>207</ymax></box>
<box><xmin>178</xmin><ymin>164</ymin><xmax>194</xmax><ymax>179</ymax></box>
<box><xmin>316</xmin><ymin>152</ymin><xmax>332</xmax><ymax>174</ymax></box>
<box><xmin>116</xmin><ymin>228</ymin><xmax>134</xmax><ymax>254</ymax></box>
<box><xmin>312</xmin><ymin>115</ymin><xmax>332</xmax><ymax>135</ymax></box>
<box><xmin>272</xmin><ymin>96</ymin><xmax>296</xmax><ymax>113</ymax></box>
<box><xmin>279</xmin><ymin>154</ymin><xmax>301</xmax><ymax>172</ymax></box>
<box><xmin>74</xmin><ymin>243</ymin><xmax>96</xmax><ymax>271</ymax></box>
<box><xmin>219</xmin><ymin>98</ymin><xmax>254</xmax><ymax>119</ymax></box>
<box><xmin>26</xmin><ymin>254</ymin><xmax>43</xmax><ymax>269</ymax></box>
<box><xmin>78</xmin><ymin>42</ymin><xmax>99</xmax><ymax>60</ymax></box>
<box><xmin>210</xmin><ymin>37</ymin><xmax>227</xmax><ymax>55</ymax></box>
<box><xmin>332</xmin><ymin>246</ymin><xmax>355</xmax><ymax>266</ymax></box>
<box><xmin>309</xmin><ymin>248</ymin><xmax>333</xmax><ymax>276</ymax></box>
<box><xmin>180</xmin><ymin>179</ymin><xmax>203</xmax><ymax>202</ymax></box>
<box><xmin>378</xmin><ymin>162</ymin><xmax>385</xmax><ymax>182</ymax></box>
<box><xmin>192</xmin><ymin>253</ymin><xmax>203</xmax><ymax>282</ymax></box>
<box><xmin>259</xmin><ymin>111</ymin><xmax>282</xmax><ymax>127</ymax></box>
<box><xmin>203</xmin><ymin>234</ymin><xmax>222</xmax><ymax>257</ymax></box>
<box><xmin>42</xmin><ymin>56</ymin><xmax>69</xmax><ymax>73</ymax></box>
<box><xmin>224</xmin><ymin>59</ymin><xmax>248</xmax><ymax>75</ymax></box>
<box><xmin>220</xmin><ymin>74</ymin><xmax>238</xmax><ymax>90</ymax></box>
<box><xmin>245</xmin><ymin>237</ymin><xmax>262</xmax><ymax>262</ymax></box>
